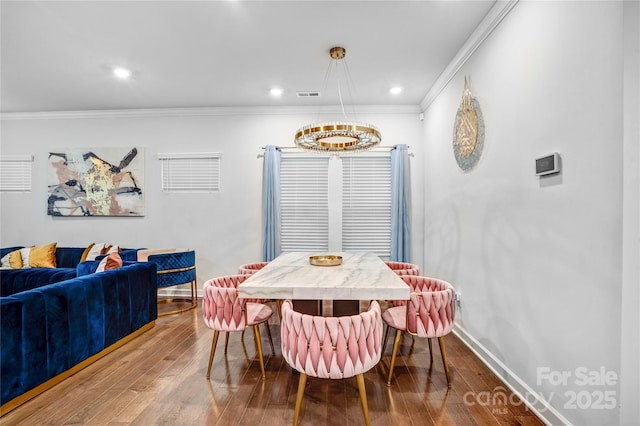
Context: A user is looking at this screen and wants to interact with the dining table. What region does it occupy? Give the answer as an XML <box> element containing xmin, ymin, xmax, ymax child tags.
<box><xmin>237</xmin><ymin>251</ymin><xmax>410</xmax><ymax>315</ymax></box>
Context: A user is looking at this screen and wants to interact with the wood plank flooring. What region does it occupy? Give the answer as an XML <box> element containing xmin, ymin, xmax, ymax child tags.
<box><xmin>2</xmin><ymin>303</ymin><xmax>545</xmax><ymax>425</ymax></box>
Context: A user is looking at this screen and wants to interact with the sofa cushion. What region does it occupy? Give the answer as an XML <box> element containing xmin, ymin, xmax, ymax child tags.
<box><xmin>28</xmin><ymin>242</ymin><xmax>57</xmax><ymax>268</ymax></box>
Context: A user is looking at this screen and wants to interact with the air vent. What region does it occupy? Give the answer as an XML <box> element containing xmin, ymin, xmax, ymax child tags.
<box><xmin>296</xmin><ymin>91</ymin><xmax>321</xmax><ymax>97</ymax></box>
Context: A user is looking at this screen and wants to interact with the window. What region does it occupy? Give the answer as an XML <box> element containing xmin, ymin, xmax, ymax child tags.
<box><xmin>342</xmin><ymin>155</ymin><xmax>392</xmax><ymax>257</ymax></box>
<box><xmin>0</xmin><ymin>155</ymin><xmax>33</xmax><ymax>192</ymax></box>
<box><xmin>158</xmin><ymin>152</ymin><xmax>220</xmax><ymax>193</ymax></box>
<box><xmin>279</xmin><ymin>152</ymin><xmax>392</xmax><ymax>256</ymax></box>
<box><xmin>280</xmin><ymin>155</ymin><xmax>329</xmax><ymax>252</ymax></box>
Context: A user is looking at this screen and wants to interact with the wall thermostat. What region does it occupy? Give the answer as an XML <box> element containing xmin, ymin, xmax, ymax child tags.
<box><xmin>535</xmin><ymin>152</ymin><xmax>560</xmax><ymax>176</ymax></box>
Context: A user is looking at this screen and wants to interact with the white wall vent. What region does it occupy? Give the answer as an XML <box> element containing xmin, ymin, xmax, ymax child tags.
<box><xmin>296</xmin><ymin>91</ymin><xmax>321</xmax><ymax>97</ymax></box>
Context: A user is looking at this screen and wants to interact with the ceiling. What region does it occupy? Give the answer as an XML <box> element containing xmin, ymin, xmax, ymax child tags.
<box><xmin>0</xmin><ymin>1</ymin><xmax>496</xmax><ymax>114</ymax></box>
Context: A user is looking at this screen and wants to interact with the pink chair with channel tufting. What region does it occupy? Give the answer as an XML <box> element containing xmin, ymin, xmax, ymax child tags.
<box><xmin>237</xmin><ymin>261</ymin><xmax>269</xmax><ymax>275</ymax></box>
<box><xmin>385</xmin><ymin>260</ymin><xmax>420</xmax><ymax>276</ymax></box>
<box><xmin>202</xmin><ymin>274</ymin><xmax>275</xmax><ymax>380</ymax></box>
<box><xmin>280</xmin><ymin>299</ymin><xmax>383</xmax><ymax>426</ymax></box>
<box><xmin>385</xmin><ymin>261</ymin><xmax>420</xmax><ymax>308</ymax></box>
<box><xmin>238</xmin><ymin>261</ymin><xmax>282</xmax><ymax>318</ymax></box>
<box><xmin>382</xmin><ymin>275</ymin><xmax>456</xmax><ymax>387</ymax></box>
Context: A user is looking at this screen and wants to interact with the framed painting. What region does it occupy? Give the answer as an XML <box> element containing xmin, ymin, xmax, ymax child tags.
<box><xmin>47</xmin><ymin>147</ymin><xmax>144</xmax><ymax>216</ymax></box>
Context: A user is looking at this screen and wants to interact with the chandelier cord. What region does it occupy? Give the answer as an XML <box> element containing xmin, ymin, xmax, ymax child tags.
<box><xmin>317</xmin><ymin>58</ymin><xmax>334</xmax><ymax>124</ymax></box>
<box><xmin>342</xmin><ymin>57</ymin><xmax>359</xmax><ymax>122</ymax></box>
<box><xmin>337</xmin><ymin>78</ymin><xmax>347</xmax><ymax>120</ymax></box>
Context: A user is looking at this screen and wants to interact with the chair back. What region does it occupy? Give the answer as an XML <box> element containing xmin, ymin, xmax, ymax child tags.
<box><xmin>385</xmin><ymin>261</ymin><xmax>420</xmax><ymax>276</ymax></box>
<box><xmin>238</xmin><ymin>262</ymin><xmax>269</xmax><ymax>275</ymax></box>
<box><xmin>202</xmin><ymin>275</ymin><xmax>250</xmax><ymax>332</ymax></box>
<box><xmin>280</xmin><ymin>300</ymin><xmax>383</xmax><ymax>379</ymax></box>
<box><xmin>400</xmin><ymin>276</ymin><xmax>455</xmax><ymax>338</ymax></box>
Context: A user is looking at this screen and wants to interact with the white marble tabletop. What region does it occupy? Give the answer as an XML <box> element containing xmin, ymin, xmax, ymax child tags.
<box><xmin>237</xmin><ymin>251</ymin><xmax>410</xmax><ymax>301</ymax></box>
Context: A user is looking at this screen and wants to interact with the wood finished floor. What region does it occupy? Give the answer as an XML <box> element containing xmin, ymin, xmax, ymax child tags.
<box><xmin>2</xmin><ymin>303</ymin><xmax>545</xmax><ymax>425</ymax></box>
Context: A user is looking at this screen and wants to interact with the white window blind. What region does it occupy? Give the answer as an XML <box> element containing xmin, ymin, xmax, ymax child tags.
<box><xmin>0</xmin><ymin>155</ymin><xmax>33</xmax><ymax>192</ymax></box>
<box><xmin>342</xmin><ymin>155</ymin><xmax>392</xmax><ymax>257</ymax></box>
<box><xmin>280</xmin><ymin>155</ymin><xmax>329</xmax><ymax>252</ymax></box>
<box><xmin>158</xmin><ymin>152</ymin><xmax>220</xmax><ymax>193</ymax></box>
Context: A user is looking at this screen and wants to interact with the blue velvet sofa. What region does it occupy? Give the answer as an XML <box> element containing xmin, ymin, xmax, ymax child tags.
<box><xmin>0</xmin><ymin>256</ymin><xmax>157</xmax><ymax>415</ymax></box>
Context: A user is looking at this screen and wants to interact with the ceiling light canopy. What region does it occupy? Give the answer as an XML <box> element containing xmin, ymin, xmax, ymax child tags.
<box><xmin>294</xmin><ymin>47</ymin><xmax>381</xmax><ymax>152</ymax></box>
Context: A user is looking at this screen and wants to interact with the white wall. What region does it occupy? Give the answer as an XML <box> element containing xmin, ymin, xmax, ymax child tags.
<box><xmin>422</xmin><ymin>1</ymin><xmax>637</xmax><ymax>425</ymax></box>
<box><xmin>0</xmin><ymin>108</ymin><xmax>425</xmax><ymax>292</ymax></box>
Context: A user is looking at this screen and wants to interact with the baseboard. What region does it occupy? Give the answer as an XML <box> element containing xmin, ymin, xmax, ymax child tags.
<box><xmin>453</xmin><ymin>324</ymin><xmax>571</xmax><ymax>426</ymax></box>
<box><xmin>158</xmin><ymin>288</ymin><xmax>197</xmax><ymax>298</ymax></box>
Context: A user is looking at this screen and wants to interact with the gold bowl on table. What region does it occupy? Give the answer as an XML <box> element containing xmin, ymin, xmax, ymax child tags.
<box><xmin>309</xmin><ymin>255</ymin><xmax>343</xmax><ymax>267</ymax></box>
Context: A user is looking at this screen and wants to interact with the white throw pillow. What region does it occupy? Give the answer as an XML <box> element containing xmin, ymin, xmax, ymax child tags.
<box><xmin>19</xmin><ymin>247</ymin><xmax>32</xmax><ymax>269</ymax></box>
<box><xmin>85</xmin><ymin>243</ymin><xmax>106</xmax><ymax>261</ymax></box>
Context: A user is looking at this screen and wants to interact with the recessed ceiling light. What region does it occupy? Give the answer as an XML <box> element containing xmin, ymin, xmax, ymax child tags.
<box><xmin>389</xmin><ymin>87</ymin><xmax>403</xmax><ymax>95</ymax></box>
<box><xmin>113</xmin><ymin>67</ymin><xmax>132</xmax><ymax>80</ymax></box>
<box><xmin>270</xmin><ymin>87</ymin><xmax>283</xmax><ymax>97</ymax></box>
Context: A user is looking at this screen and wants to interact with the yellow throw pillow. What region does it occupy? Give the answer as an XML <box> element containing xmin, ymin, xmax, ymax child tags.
<box><xmin>28</xmin><ymin>242</ymin><xmax>57</xmax><ymax>268</ymax></box>
<box><xmin>8</xmin><ymin>250</ymin><xmax>23</xmax><ymax>269</ymax></box>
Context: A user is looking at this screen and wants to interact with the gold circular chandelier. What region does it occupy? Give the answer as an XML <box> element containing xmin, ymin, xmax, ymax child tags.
<box><xmin>294</xmin><ymin>47</ymin><xmax>382</xmax><ymax>152</ymax></box>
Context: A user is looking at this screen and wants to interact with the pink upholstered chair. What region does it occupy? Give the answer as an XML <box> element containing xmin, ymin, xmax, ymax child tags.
<box><xmin>238</xmin><ymin>261</ymin><xmax>269</xmax><ymax>275</ymax></box>
<box><xmin>280</xmin><ymin>300</ymin><xmax>383</xmax><ymax>426</ymax></box>
<box><xmin>382</xmin><ymin>276</ymin><xmax>456</xmax><ymax>387</ymax></box>
<box><xmin>385</xmin><ymin>261</ymin><xmax>420</xmax><ymax>276</ymax></box>
<box><xmin>238</xmin><ymin>261</ymin><xmax>282</xmax><ymax>318</ymax></box>
<box><xmin>385</xmin><ymin>261</ymin><xmax>420</xmax><ymax>308</ymax></box>
<box><xmin>202</xmin><ymin>274</ymin><xmax>275</xmax><ymax>379</ymax></box>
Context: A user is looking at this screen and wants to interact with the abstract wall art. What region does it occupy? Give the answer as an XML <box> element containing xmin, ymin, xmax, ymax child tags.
<box><xmin>47</xmin><ymin>147</ymin><xmax>144</xmax><ymax>216</ymax></box>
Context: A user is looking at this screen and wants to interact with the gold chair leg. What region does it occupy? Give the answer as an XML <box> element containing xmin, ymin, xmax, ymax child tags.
<box><xmin>224</xmin><ymin>332</ymin><xmax>230</xmax><ymax>354</ymax></box>
<box><xmin>387</xmin><ymin>329</ymin><xmax>402</xmax><ymax>386</ymax></box>
<box><xmin>206</xmin><ymin>330</ymin><xmax>220</xmax><ymax>379</ymax></box>
<box><xmin>293</xmin><ymin>372</ymin><xmax>307</xmax><ymax>426</ymax></box>
<box><xmin>438</xmin><ymin>336</ymin><xmax>451</xmax><ymax>387</ymax></box>
<box><xmin>355</xmin><ymin>373</ymin><xmax>371</xmax><ymax>426</ymax></box>
<box><xmin>252</xmin><ymin>325</ymin><xmax>267</xmax><ymax>379</ymax></box>
<box><xmin>264</xmin><ymin>322</ymin><xmax>275</xmax><ymax>356</ymax></box>
<box><xmin>192</xmin><ymin>280</ymin><xmax>198</xmax><ymax>307</ymax></box>
<box><xmin>428</xmin><ymin>337</ymin><xmax>433</xmax><ymax>363</ymax></box>
<box><xmin>383</xmin><ymin>325</ymin><xmax>392</xmax><ymax>353</ymax></box>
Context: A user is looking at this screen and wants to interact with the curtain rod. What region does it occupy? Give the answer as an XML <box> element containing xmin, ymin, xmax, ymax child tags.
<box><xmin>261</xmin><ymin>145</ymin><xmax>407</xmax><ymax>151</ymax></box>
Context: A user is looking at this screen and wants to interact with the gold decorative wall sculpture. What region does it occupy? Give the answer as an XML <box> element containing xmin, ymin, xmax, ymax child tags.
<box><xmin>453</xmin><ymin>77</ymin><xmax>485</xmax><ymax>171</ymax></box>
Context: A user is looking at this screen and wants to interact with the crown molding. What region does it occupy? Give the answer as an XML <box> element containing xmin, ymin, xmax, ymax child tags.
<box><xmin>420</xmin><ymin>0</ymin><xmax>519</xmax><ymax>111</ymax></box>
<box><xmin>0</xmin><ymin>104</ymin><xmax>422</xmax><ymax>121</ymax></box>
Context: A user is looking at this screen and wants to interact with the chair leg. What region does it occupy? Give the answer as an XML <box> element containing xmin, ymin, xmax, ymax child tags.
<box><xmin>386</xmin><ymin>328</ymin><xmax>402</xmax><ymax>386</ymax></box>
<box><xmin>264</xmin><ymin>322</ymin><xmax>275</xmax><ymax>356</ymax></box>
<box><xmin>438</xmin><ymin>336</ymin><xmax>452</xmax><ymax>387</ymax></box>
<box><xmin>355</xmin><ymin>373</ymin><xmax>371</xmax><ymax>426</ymax></box>
<box><xmin>206</xmin><ymin>330</ymin><xmax>220</xmax><ymax>379</ymax></box>
<box><xmin>427</xmin><ymin>337</ymin><xmax>433</xmax><ymax>363</ymax></box>
<box><xmin>224</xmin><ymin>332</ymin><xmax>230</xmax><ymax>354</ymax></box>
<box><xmin>252</xmin><ymin>325</ymin><xmax>267</xmax><ymax>379</ymax></box>
<box><xmin>274</xmin><ymin>299</ymin><xmax>282</xmax><ymax>320</ymax></box>
<box><xmin>293</xmin><ymin>372</ymin><xmax>307</xmax><ymax>426</ymax></box>
<box><xmin>382</xmin><ymin>325</ymin><xmax>390</xmax><ymax>353</ymax></box>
